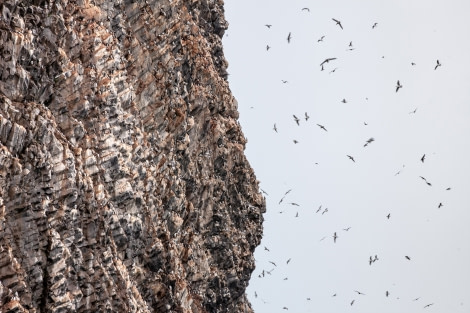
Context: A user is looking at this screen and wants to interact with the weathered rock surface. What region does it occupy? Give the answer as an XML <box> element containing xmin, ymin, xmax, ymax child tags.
<box><xmin>0</xmin><ymin>1</ymin><xmax>265</xmax><ymax>312</ymax></box>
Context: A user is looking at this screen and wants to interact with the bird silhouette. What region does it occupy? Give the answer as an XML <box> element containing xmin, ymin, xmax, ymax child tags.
<box><xmin>438</xmin><ymin>202</ymin><xmax>443</xmax><ymax>208</ymax></box>
<box><xmin>354</xmin><ymin>290</ymin><xmax>366</xmax><ymax>295</ymax></box>
<box><xmin>289</xmin><ymin>202</ymin><xmax>300</xmax><ymax>206</ymax></box>
<box><xmin>265</xmin><ymin>24</ymin><xmax>272</xmax><ymax>28</ymax></box>
<box><xmin>320</xmin><ymin>57</ymin><xmax>337</xmax><ymax>66</ymax></box>
<box><xmin>304</xmin><ymin>112</ymin><xmax>310</xmax><ymax>121</ymax></box>
<box><xmin>372</xmin><ymin>22</ymin><xmax>378</xmax><ymax>29</ymax></box>
<box><xmin>347</xmin><ymin>155</ymin><xmax>355</xmax><ymax>162</ymax></box>
<box><xmin>286</xmin><ymin>258</ymin><xmax>291</xmax><ymax>264</ymax></box>
<box><xmin>405</xmin><ymin>256</ymin><xmax>411</xmax><ymax>260</ymax></box>
<box><xmin>409</xmin><ymin>108</ymin><xmax>417</xmax><ymax>114</ymax></box>
<box><xmin>317</xmin><ymin>124</ymin><xmax>328</xmax><ymax>131</ymax></box>
<box><xmin>317</xmin><ymin>35</ymin><xmax>325</xmax><ymax>42</ymax></box>
<box><xmin>269</xmin><ymin>261</ymin><xmax>277</xmax><ymax>267</ymax></box>
<box><xmin>316</xmin><ymin>205</ymin><xmax>322</xmax><ymax>213</ymax></box>
<box><xmin>293</xmin><ymin>140</ymin><xmax>298</xmax><ymax>144</ymax></box>
<box><xmin>386</xmin><ymin>291</ymin><xmax>389</xmax><ymax>297</ymax></box>
<box><xmin>424</xmin><ymin>303</ymin><xmax>434</xmax><ymax>308</ymax></box>
<box><xmin>341</xmin><ymin>98</ymin><xmax>347</xmax><ymax>103</ymax></box>
<box><xmin>301</xmin><ymin>7</ymin><xmax>310</xmax><ymax>12</ymax></box>
<box><xmin>293</xmin><ymin>115</ymin><xmax>300</xmax><ymax>125</ymax></box>
<box><xmin>396</xmin><ymin>80</ymin><xmax>403</xmax><ymax>92</ymax></box>
<box><xmin>330</xmin><ymin>67</ymin><xmax>338</xmax><ymax>73</ymax></box>
<box><xmin>333</xmin><ymin>232</ymin><xmax>338</xmax><ymax>243</ymax></box>
<box><xmin>364</xmin><ymin>137</ymin><xmax>375</xmax><ymax>147</ymax></box>
<box><xmin>421</xmin><ymin>154</ymin><xmax>425</xmax><ymax>162</ymax></box>
<box><xmin>281</xmin><ymin>80</ymin><xmax>288</xmax><ymax>84</ymax></box>
<box><xmin>343</xmin><ymin>227</ymin><xmax>351</xmax><ymax>231</ymax></box>
<box><xmin>332</xmin><ymin>18</ymin><xmax>343</xmax><ymax>29</ymax></box>
<box><xmin>419</xmin><ymin>176</ymin><xmax>432</xmax><ymax>186</ymax></box>
<box><xmin>264</xmin><ymin>246</ymin><xmax>270</xmax><ymax>251</ymax></box>
<box><xmin>411</xmin><ymin>62</ymin><xmax>416</xmax><ymax>66</ymax></box>
<box><xmin>387</xmin><ymin>213</ymin><xmax>391</xmax><ymax>219</ymax></box>
<box><xmin>434</xmin><ymin>60</ymin><xmax>441</xmax><ymax>70</ymax></box>
<box><xmin>287</xmin><ymin>32</ymin><xmax>292</xmax><ymax>43</ymax></box>
<box><xmin>273</xmin><ymin>123</ymin><xmax>278</xmax><ymax>132</ymax></box>
<box><xmin>350</xmin><ymin>300</ymin><xmax>355</xmax><ymax>306</ymax></box>
<box><xmin>266</xmin><ymin>45</ymin><xmax>271</xmax><ymax>51</ymax></box>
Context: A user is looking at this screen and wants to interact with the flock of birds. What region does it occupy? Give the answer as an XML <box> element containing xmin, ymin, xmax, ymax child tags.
<box><xmin>231</xmin><ymin>5</ymin><xmax>455</xmax><ymax>312</ymax></box>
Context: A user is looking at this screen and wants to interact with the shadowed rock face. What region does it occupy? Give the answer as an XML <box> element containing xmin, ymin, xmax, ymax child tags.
<box><xmin>0</xmin><ymin>1</ymin><xmax>265</xmax><ymax>312</ymax></box>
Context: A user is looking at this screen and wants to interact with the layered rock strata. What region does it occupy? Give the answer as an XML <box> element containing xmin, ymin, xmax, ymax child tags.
<box><xmin>0</xmin><ymin>0</ymin><xmax>265</xmax><ymax>312</ymax></box>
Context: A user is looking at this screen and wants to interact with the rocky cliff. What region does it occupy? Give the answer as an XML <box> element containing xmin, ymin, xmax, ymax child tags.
<box><xmin>0</xmin><ymin>1</ymin><xmax>265</xmax><ymax>312</ymax></box>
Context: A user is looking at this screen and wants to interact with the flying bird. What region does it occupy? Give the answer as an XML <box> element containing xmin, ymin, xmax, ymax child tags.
<box><xmin>316</xmin><ymin>205</ymin><xmax>322</xmax><ymax>213</ymax></box>
<box><xmin>386</xmin><ymin>213</ymin><xmax>391</xmax><ymax>219</ymax></box>
<box><xmin>372</xmin><ymin>22</ymin><xmax>378</xmax><ymax>29</ymax></box>
<box><xmin>286</xmin><ymin>258</ymin><xmax>291</xmax><ymax>264</ymax></box>
<box><xmin>434</xmin><ymin>60</ymin><xmax>441</xmax><ymax>70</ymax></box>
<box><xmin>369</xmin><ymin>256</ymin><xmax>373</xmax><ymax>265</ymax></box>
<box><xmin>396</xmin><ymin>80</ymin><xmax>402</xmax><ymax>92</ymax></box>
<box><xmin>293</xmin><ymin>115</ymin><xmax>300</xmax><ymax>125</ymax></box>
<box><xmin>364</xmin><ymin>137</ymin><xmax>375</xmax><ymax>147</ymax></box>
<box><xmin>293</xmin><ymin>140</ymin><xmax>298</xmax><ymax>144</ymax></box>
<box><xmin>354</xmin><ymin>290</ymin><xmax>366</xmax><ymax>295</ymax></box>
<box><xmin>266</xmin><ymin>45</ymin><xmax>271</xmax><ymax>51</ymax></box>
<box><xmin>350</xmin><ymin>300</ymin><xmax>355</xmax><ymax>306</ymax></box>
<box><xmin>273</xmin><ymin>123</ymin><xmax>278</xmax><ymax>132</ymax></box>
<box><xmin>265</xmin><ymin>24</ymin><xmax>272</xmax><ymax>28</ymax></box>
<box><xmin>281</xmin><ymin>80</ymin><xmax>288</xmax><ymax>84</ymax></box>
<box><xmin>421</xmin><ymin>154</ymin><xmax>425</xmax><ymax>163</ymax></box>
<box><xmin>405</xmin><ymin>256</ymin><xmax>411</xmax><ymax>260</ymax></box>
<box><xmin>343</xmin><ymin>227</ymin><xmax>351</xmax><ymax>231</ymax></box>
<box><xmin>304</xmin><ymin>112</ymin><xmax>310</xmax><ymax>121</ymax></box>
<box><xmin>317</xmin><ymin>35</ymin><xmax>325</xmax><ymax>42</ymax></box>
<box><xmin>330</xmin><ymin>67</ymin><xmax>338</xmax><ymax>73</ymax></box>
<box><xmin>283</xmin><ymin>307</ymin><xmax>288</xmax><ymax>310</ymax></box>
<box><xmin>446</xmin><ymin>187</ymin><xmax>451</xmax><ymax>190</ymax></box>
<box><xmin>269</xmin><ymin>261</ymin><xmax>277</xmax><ymax>267</ymax></box>
<box><xmin>347</xmin><ymin>155</ymin><xmax>355</xmax><ymax>162</ymax></box>
<box><xmin>289</xmin><ymin>202</ymin><xmax>300</xmax><ymax>206</ymax></box>
<box><xmin>332</xmin><ymin>18</ymin><xmax>343</xmax><ymax>29</ymax></box>
<box><xmin>320</xmin><ymin>57</ymin><xmax>337</xmax><ymax>66</ymax></box>
<box><xmin>438</xmin><ymin>202</ymin><xmax>443</xmax><ymax>208</ymax></box>
<box><xmin>333</xmin><ymin>232</ymin><xmax>338</xmax><ymax>243</ymax></box>
<box><xmin>317</xmin><ymin>124</ymin><xmax>328</xmax><ymax>131</ymax></box>
<box><xmin>321</xmin><ymin>208</ymin><xmax>328</xmax><ymax>215</ymax></box>
<box><xmin>301</xmin><ymin>7</ymin><xmax>310</xmax><ymax>12</ymax></box>
<box><xmin>419</xmin><ymin>176</ymin><xmax>432</xmax><ymax>186</ymax></box>
<box><xmin>424</xmin><ymin>303</ymin><xmax>434</xmax><ymax>308</ymax></box>
<box><xmin>411</xmin><ymin>62</ymin><xmax>416</xmax><ymax>66</ymax></box>
<box><xmin>386</xmin><ymin>291</ymin><xmax>389</xmax><ymax>297</ymax></box>
<box><xmin>264</xmin><ymin>246</ymin><xmax>270</xmax><ymax>251</ymax></box>
<box><xmin>287</xmin><ymin>32</ymin><xmax>292</xmax><ymax>43</ymax></box>
<box><xmin>341</xmin><ymin>98</ymin><xmax>347</xmax><ymax>103</ymax></box>
<box><xmin>409</xmin><ymin>108</ymin><xmax>417</xmax><ymax>114</ymax></box>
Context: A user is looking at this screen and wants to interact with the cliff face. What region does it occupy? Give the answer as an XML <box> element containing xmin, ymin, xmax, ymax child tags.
<box><xmin>0</xmin><ymin>1</ymin><xmax>265</xmax><ymax>312</ymax></box>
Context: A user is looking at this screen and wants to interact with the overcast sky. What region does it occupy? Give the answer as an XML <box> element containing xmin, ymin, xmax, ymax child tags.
<box><xmin>222</xmin><ymin>1</ymin><xmax>470</xmax><ymax>312</ymax></box>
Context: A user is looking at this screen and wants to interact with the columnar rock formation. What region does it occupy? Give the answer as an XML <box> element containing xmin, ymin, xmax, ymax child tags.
<box><xmin>0</xmin><ymin>1</ymin><xmax>265</xmax><ymax>312</ymax></box>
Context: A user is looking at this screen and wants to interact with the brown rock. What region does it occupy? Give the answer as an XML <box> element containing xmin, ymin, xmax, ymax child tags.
<box><xmin>0</xmin><ymin>1</ymin><xmax>264</xmax><ymax>312</ymax></box>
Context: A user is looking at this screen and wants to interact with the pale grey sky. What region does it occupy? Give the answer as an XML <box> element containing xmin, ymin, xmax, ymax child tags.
<box><xmin>223</xmin><ymin>0</ymin><xmax>470</xmax><ymax>312</ymax></box>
